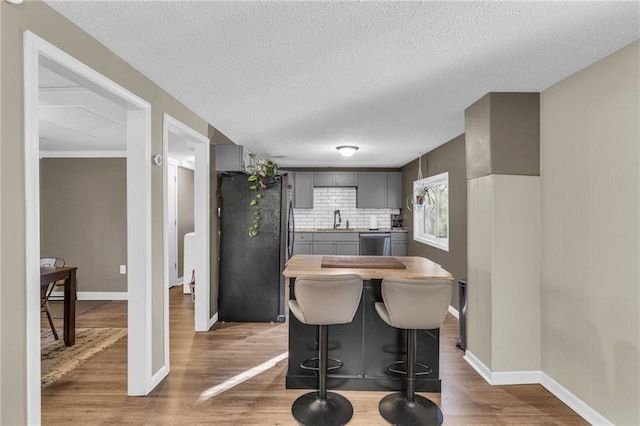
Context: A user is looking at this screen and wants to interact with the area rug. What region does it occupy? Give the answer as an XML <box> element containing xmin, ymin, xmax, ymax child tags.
<box><xmin>41</xmin><ymin>327</ymin><xmax>127</xmax><ymax>389</ymax></box>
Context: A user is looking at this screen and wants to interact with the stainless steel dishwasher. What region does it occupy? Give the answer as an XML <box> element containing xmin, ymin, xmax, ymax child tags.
<box><xmin>359</xmin><ymin>233</ymin><xmax>391</xmax><ymax>256</ymax></box>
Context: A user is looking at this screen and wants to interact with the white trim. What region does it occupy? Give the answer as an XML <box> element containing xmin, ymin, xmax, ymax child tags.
<box><xmin>490</xmin><ymin>370</ymin><xmax>540</xmax><ymax>385</ymax></box>
<box><xmin>23</xmin><ymin>31</ymin><xmax>43</xmax><ymax>426</ymax></box>
<box><xmin>413</xmin><ymin>172</ymin><xmax>449</xmax><ymax>251</ymax></box>
<box><xmin>540</xmin><ymin>373</ymin><xmax>614</xmax><ymax>426</ymax></box>
<box><xmin>463</xmin><ymin>350</ymin><xmax>540</xmax><ymax>385</ymax></box>
<box><xmin>24</xmin><ymin>31</ymin><xmax>154</xmax><ymax>419</ymax></box>
<box><xmin>448</xmin><ymin>305</ymin><xmax>459</xmax><ymax>319</ymax></box>
<box><xmin>150</xmin><ymin>364</ymin><xmax>170</xmax><ymax>390</ymax></box>
<box><xmin>463</xmin><ymin>350</ymin><xmax>493</xmax><ymax>384</ymax></box>
<box><xmin>126</xmin><ymin>108</ymin><xmax>153</xmax><ymax>396</ymax></box>
<box><xmin>167</xmin><ymin>156</ymin><xmax>196</xmax><ymax>171</ymax></box>
<box><xmin>464</xmin><ymin>351</ymin><xmax>611</xmax><ymax>424</ymax></box>
<box><xmin>193</xmin><ymin>138</ymin><xmax>212</xmax><ymax>331</ymax></box>
<box><xmin>40</xmin><ymin>150</ymin><xmax>127</xmax><ymax>158</ymax></box>
<box><xmin>162</xmin><ymin>116</ymin><xmax>172</xmax><ymax>383</ymax></box>
<box><xmin>163</xmin><ymin>113</ymin><xmax>211</xmax><ymax>336</ymax></box>
<box><xmin>50</xmin><ymin>291</ymin><xmax>128</xmax><ymax>300</ymax></box>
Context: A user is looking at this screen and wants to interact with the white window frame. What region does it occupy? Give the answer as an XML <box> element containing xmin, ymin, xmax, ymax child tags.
<box><xmin>413</xmin><ymin>172</ymin><xmax>449</xmax><ymax>251</ymax></box>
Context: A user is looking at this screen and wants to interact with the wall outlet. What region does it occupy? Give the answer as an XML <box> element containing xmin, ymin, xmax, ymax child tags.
<box><xmin>120</xmin><ymin>265</ymin><xmax>127</xmax><ymax>275</ymax></box>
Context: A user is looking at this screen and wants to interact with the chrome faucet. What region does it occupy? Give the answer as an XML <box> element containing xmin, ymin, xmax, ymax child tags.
<box><xmin>333</xmin><ymin>209</ymin><xmax>342</xmax><ymax>229</ymax></box>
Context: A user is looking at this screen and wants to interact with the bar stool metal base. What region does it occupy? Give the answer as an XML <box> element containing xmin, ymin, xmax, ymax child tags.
<box><xmin>387</xmin><ymin>360</ymin><xmax>432</xmax><ymax>376</ymax></box>
<box><xmin>300</xmin><ymin>356</ymin><xmax>344</xmax><ymax>372</ymax></box>
<box><xmin>378</xmin><ymin>392</ymin><xmax>443</xmax><ymax>426</ymax></box>
<box><xmin>292</xmin><ymin>391</ymin><xmax>354</xmax><ymax>426</ymax></box>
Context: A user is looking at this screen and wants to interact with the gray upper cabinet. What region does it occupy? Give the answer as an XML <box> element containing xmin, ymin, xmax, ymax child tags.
<box><xmin>334</xmin><ymin>172</ymin><xmax>358</xmax><ymax>187</ymax></box>
<box><xmin>357</xmin><ymin>172</ymin><xmax>403</xmax><ymax>208</ymax></box>
<box><xmin>387</xmin><ymin>172</ymin><xmax>403</xmax><ymax>209</ymax></box>
<box><xmin>292</xmin><ymin>171</ymin><xmax>313</xmax><ymax>209</ymax></box>
<box><xmin>313</xmin><ymin>172</ymin><xmax>357</xmax><ymax>187</ymax></box>
<box><xmin>357</xmin><ymin>172</ymin><xmax>389</xmax><ymax>208</ymax></box>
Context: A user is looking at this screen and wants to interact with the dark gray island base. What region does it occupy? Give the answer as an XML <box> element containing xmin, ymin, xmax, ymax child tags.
<box><xmin>286</xmin><ymin>277</ymin><xmax>441</xmax><ymax>392</ymax></box>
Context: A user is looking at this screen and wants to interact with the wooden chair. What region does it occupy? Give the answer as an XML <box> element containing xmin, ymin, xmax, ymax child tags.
<box><xmin>40</xmin><ymin>257</ymin><xmax>65</xmax><ymax>339</ymax></box>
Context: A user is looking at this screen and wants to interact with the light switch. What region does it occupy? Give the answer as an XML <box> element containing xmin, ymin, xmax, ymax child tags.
<box><xmin>120</xmin><ymin>265</ymin><xmax>127</xmax><ymax>274</ymax></box>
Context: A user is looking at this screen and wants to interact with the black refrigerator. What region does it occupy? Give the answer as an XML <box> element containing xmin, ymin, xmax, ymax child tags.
<box><xmin>218</xmin><ymin>172</ymin><xmax>292</xmax><ymax>322</ymax></box>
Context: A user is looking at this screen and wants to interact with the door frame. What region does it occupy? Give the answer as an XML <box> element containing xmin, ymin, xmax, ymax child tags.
<box><xmin>24</xmin><ymin>31</ymin><xmax>154</xmax><ymax>424</ymax></box>
<box><xmin>166</xmin><ymin>161</ymin><xmax>179</xmax><ymax>288</ymax></box>
<box><xmin>162</xmin><ymin>114</ymin><xmax>214</xmax><ymax>332</ymax></box>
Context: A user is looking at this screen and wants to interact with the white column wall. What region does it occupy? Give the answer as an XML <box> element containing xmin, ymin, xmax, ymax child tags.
<box><xmin>467</xmin><ymin>174</ymin><xmax>541</xmax><ymax>374</ymax></box>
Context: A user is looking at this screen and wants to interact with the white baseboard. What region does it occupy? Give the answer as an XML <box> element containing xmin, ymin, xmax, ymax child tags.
<box><xmin>491</xmin><ymin>370</ymin><xmax>540</xmax><ymax>385</ymax></box>
<box><xmin>464</xmin><ymin>351</ymin><xmax>613</xmax><ymax>425</ymax></box>
<box><xmin>540</xmin><ymin>372</ymin><xmax>614</xmax><ymax>426</ymax></box>
<box><xmin>50</xmin><ymin>291</ymin><xmax>128</xmax><ymax>300</ymax></box>
<box><xmin>448</xmin><ymin>305</ymin><xmax>459</xmax><ymax>319</ymax></box>
<box><xmin>463</xmin><ymin>350</ymin><xmax>540</xmax><ymax>385</ymax></box>
<box><xmin>463</xmin><ymin>350</ymin><xmax>493</xmax><ymax>384</ymax></box>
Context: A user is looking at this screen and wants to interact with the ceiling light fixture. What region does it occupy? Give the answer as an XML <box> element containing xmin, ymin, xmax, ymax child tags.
<box><xmin>5</xmin><ymin>0</ymin><xmax>24</xmax><ymax>4</ymax></box>
<box><xmin>336</xmin><ymin>145</ymin><xmax>359</xmax><ymax>157</ymax></box>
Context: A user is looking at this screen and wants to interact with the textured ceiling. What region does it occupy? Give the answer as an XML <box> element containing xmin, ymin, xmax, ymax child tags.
<box><xmin>45</xmin><ymin>1</ymin><xmax>639</xmax><ymax>168</ymax></box>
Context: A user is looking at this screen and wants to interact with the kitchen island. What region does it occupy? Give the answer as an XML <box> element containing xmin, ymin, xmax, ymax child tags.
<box><xmin>283</xmin><ymin>254</ymin><xmax>453</xmax><ymax>392</ymax></box>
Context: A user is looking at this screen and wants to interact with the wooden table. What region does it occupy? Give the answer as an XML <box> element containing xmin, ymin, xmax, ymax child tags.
<box><xmin>41</xmin><ymin>266</ymin><xmax>77</xmax><ymax>346</ymax></box>
<box><xmin>283</xmin><ymin>255</ymin><xmax>453</xmax><ymax>392</ymax></box>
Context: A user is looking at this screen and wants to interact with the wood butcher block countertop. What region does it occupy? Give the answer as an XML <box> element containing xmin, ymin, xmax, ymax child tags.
<box><xmin>283</xmin><ymin>255</ymin><xmax>453</xmax><ymax>281</ymax></box>
<box><xmin>321</xmin><ymin>255</ymin><xmax>406</xmax><ymax>269</ymax></box>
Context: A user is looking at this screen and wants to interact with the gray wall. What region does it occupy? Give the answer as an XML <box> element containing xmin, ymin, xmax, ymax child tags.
<box><xmin>177</xmin><ymin>166</ymin><xmax>194</xmax><ymax>279</ymax></box>
<box><xmin>0</xmin><ymin>2</ymin><xmax>211</xmax><ymax>423</ymax></box>
<box><xmin>210</xmin><ymin>129</ymin><xmax>234</xmax><ymax>316</ymax></box>
<box><xmin>40</xmin><ymin>158</ymin><xmax>127</xmax><ymax>293</ymax></box>
<box><xmin>466</xmin><ymin>92</ymin><xmax>540</xmax><ymax>179</ymax></box>
<box><xmin>540</xmin><ymin>41</ymin><xmax>639</xmax><ymax>425</ymax></box>
<box><xmin>401</xmin><ymin>134</ymin><xmax>467</xmax><ymax>310</ymax></box>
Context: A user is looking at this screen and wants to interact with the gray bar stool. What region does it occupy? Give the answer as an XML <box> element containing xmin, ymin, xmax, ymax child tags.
<box><xmin>289</xmin><ymin>274</ymin><xmax>363</xmax><ymax>426</ymax></box>
<box><xmin>375</xmin><ymin>278</ymin><xmax>452</xmax><ymax>426</ymax></box>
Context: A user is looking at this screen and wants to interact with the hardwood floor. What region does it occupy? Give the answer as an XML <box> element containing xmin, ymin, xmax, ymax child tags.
<box><xmin>42</xmin><ymin>286</ymin><xmax>587</xmax><ymax>425</ymax></box>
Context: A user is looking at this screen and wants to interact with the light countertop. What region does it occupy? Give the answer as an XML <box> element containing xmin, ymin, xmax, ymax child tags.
<box><xmin>297</xmin><ymin>228</ymin><xmax>407</xmax><ymax>233</ymax></box>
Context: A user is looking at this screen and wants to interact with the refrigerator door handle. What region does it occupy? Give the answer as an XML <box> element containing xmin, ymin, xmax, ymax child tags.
<box><xmin>287</xmin><ymin>200</ymin><xmax>295</xmax><ymax>259</ymax></box>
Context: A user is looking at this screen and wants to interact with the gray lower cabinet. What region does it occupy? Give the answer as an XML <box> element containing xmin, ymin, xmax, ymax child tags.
<box><xmin>357</xmin><ymin>172</ymin><xmax>403</xmax><ymax>209</ymax></box>
<box><xmin>335</xmin><ymin>241</ymin><xmax>359</xmax><ymax>255</ymax></box>
<box><xmin>312</xmin><ymin>232</ymin><xmax>359</xmax><ymax>255</ymax></box>
<box><xmin>390</xmin><ymin>232</ymin><xmax>407</xmax><ymax>256</ymax></box>
<box><xmin>293</xmin><ymin>232</ymin><xmax>313</xmax><ymax>255</ymax></box>
<box><xmin>312</xmin><ymin>241</ymin><xmax>334</xmax><ymax>255</ymax></box>
<box><xmin>292</xmin><ymin>172</ymin><xmax>313</xmax><ymax>209</ymax></box>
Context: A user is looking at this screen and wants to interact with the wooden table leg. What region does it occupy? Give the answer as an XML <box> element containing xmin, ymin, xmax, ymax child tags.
<box><xmin>64</xmin><ymin>269</ymin><xmax>77</xmax><ymax>346</ymax></box>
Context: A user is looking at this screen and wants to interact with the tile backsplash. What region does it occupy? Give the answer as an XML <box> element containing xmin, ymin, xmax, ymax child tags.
<box><xmin>293</xmin><ymin>187</ymin><xmax>400</xmax><ymax>230</ymax></box>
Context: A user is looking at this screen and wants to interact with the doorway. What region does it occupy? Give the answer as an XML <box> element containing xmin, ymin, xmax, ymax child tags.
<box><xmin>24</xmin><ymin>31</ymin><xmax>154</xmax><ymax>424</ymax></box>
<box><xmin>163</xmin><ymin>114</ymin><xmax>213</xmax><ymax>332</ymax></box>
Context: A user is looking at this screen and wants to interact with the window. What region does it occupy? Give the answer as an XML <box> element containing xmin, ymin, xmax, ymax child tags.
<box><xmin>413</xmin><ymin>172</ymin><xmax>449</xmax><ymax>251</ymax></box>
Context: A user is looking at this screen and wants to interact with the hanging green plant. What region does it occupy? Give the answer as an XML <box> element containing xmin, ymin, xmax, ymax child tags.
<box><xmin>247</xmin><ymin>153</ymin><xmax>279</xmax><ymax>237</ymax></box>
